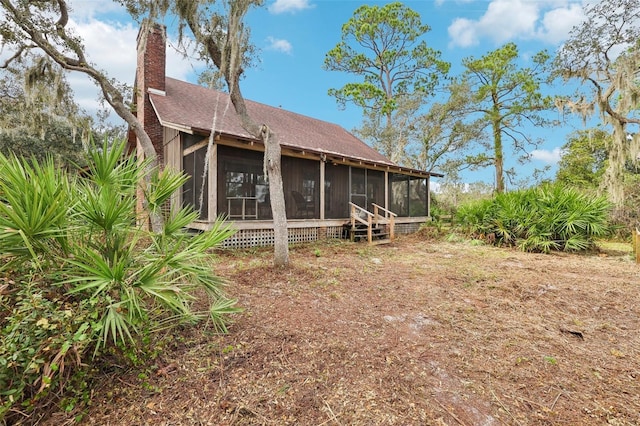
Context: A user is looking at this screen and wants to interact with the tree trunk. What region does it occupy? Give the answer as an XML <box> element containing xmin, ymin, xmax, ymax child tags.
<box><xmin>262</xmin><ymin>126</ymin><xmax>289</xmax><ymax>267</ymax></box>
<box><xmin>101</xmin><ymin>79</ymin><xmax>163</xmax><ymax>232</ymax></box>
<box><xmin>603</xmin><ymin>121</ymin><xmax>628</xmax><ymax>208</ymax></box>
<box><xmin>228</xmin><ymin>84</ymin><xmax>290</xmax><ymax>268</ymax></box>
<box><xmin>493</xmin><ymin>121</ymin><xmax>505</xmax><ymax>193</ymax></box>
<box><xmin>177</xmin><ymin>0</ymin><xmax>290</xmax><ymax>266</ymax></box>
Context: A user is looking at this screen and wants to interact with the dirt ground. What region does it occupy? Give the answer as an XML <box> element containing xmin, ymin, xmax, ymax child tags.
<box><xmin>51</xmin><ymin>234</ymin><xmax>640</xmax><ymax>425</ymax></box>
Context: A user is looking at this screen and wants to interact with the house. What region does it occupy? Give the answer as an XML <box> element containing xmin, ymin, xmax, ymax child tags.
<box><xmin>131</xmin><ymin>23</ymin><xmax>442</xmax><ymax>248</ymax></box>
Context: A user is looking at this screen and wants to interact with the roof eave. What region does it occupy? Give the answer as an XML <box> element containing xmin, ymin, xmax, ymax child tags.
<box><xmin>149</xmin><ymin>96</ymin><xmax>444</xmax><ymax>178</ymax></box>
<box><xmin>211</xmin><ymin>130</ymin><xmax>443</xmax><ymax>178</ymax></box>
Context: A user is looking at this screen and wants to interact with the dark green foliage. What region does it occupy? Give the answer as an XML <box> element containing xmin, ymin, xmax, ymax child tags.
<box><xmin>0</xmin><ymin>139</ymin><xmax>238</xmax><ymax>423</ymax></box>
<box><xmin>0</xmin><ymin>58</ymin><xmax>91</xmax><ymax>169</ymax></box>
<box><xmin>0</xmin><ymin>121</ymin><xmax>86</xmax><ymax>170</ymax></box>
<box><xmin>456</xmin><ymin>184</ymin><xmax>611</xmax><ymax>253</ymax></box>
<box><xmin>555</xmin><ymin>129</ymin><xmax>608</xmax><ymax>191</ymax></box>
<box><xmin>555</xmin><ymin>128</ymin><xmax>640</xmax><ymax>236</ymax></box>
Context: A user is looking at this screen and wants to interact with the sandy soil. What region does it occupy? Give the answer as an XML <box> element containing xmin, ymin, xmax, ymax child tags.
<box><xmin>48</xmin><ymin>234</ymin><xmax>640</xmax><ymax>425</ymax></box>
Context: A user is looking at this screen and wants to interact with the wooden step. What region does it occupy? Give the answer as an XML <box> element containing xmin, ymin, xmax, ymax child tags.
<box><xmin>350</xmin><ymin>231</ymin><xmax>390</xmax><ymax>242</ymax></box>
<box><xmin>344</xmin><ymin>219</ymin><xmax>392</xmax><ymax>244</ymax></box>
<box><xmin>371</xmin><ymin>238</ymin><xmax>391</xmax><ymax>245</ymax></box>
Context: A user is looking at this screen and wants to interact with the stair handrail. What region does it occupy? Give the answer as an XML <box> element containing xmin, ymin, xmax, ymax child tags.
<box><xmin>371</xmin><ymin>203</ymin><xmax>397</xmax><ymax>241</ymax></box>
<box><xmin>349</xmin><ymin>202</ymin><xmax>373</xmax><ymax>243</ymax></box>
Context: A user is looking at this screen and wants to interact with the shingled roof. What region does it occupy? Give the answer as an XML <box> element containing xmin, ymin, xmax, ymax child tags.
<box><xmin>149</xmin><ymin>77</ymin><xmax>441</xmax><ymax>176</ymax></box>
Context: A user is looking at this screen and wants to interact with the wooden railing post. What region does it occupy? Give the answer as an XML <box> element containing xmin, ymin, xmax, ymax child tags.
<box><xmin>371</xmin><ymin>203</ymin><xmax>396</xmax><ymax>242</ymax></box>
<box><xmin>349</xmin><ymin>202</ymin><xmax>397</xmax><ymax>244</ymax></box>
<box><xmin>390</xmin><ymin>214</ymin><xmax>395</xmax><ymax>241</ymax></box>
<box><xmin>373</xmin><ymin>204</ymin><xmax>379</xmax><ymax>227</ymax></box>
<box><xmin>635</xmin><ymin>228</ymin><xmax>640</xmax><ymax>264</ymax></box>
<box><xmin>351</xmin><ymin>204</ymin><xmax>355</xmax><ymax>229</ymax></box>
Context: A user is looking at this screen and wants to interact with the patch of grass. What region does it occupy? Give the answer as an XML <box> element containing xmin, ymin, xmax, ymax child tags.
<box><xmin>597</xmin><ymin>240</ymin><xmax>633</xmax><ymax>256</ymax></box>
<box><xmin>445</xmin><ymin>232</ymin><xmax>466</xmax><ymax>243</ymax></box>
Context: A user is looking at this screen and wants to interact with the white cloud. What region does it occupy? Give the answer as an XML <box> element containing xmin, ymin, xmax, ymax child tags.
<box><xmin>66</xmin><ymin>19</ymin><xmax>204</xmax><ymax>118</ymax></box>
<box><xmin>266</xmin><ymin>36</ymin><xmax>293</xmax><ymax>54</ymax></box>
<box><xmin>447</xmin><ymin>18</ymin><xmax>478</xmax><ymax>48</ymax></box>
<box><xmin>535</xmin><ymin>4</ymin><xmax>585</xmax><ymax>44</ymax></box>
<box><xmin>530</xmin><ymin>147</ymin><xmax>564</xmax><ymax>164</ymax></box>
<box><xmin>68</xmin><ymin>1</ymin><xmax>126</xmax><ymax>20</ymax></box>
<box><xmin>435</xmin><ymin>0</ymin><xmax>475</xmax><ymax>5</ymax></box>
<box><xmin>448</xmin><ymin>0</ymin><xmax>586</xmax><ymax>48</ymax></box>
<box><xmin>268</xmin><ymin>0</ymin><xmax>314</xmax><ymax>14</ymax></box>
<box><xmin>72</xmin><ymin>20</ymin><xmax>138</xmax><ymax>83</ymax></box>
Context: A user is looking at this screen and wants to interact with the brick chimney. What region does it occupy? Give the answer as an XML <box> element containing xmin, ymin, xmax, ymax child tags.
<box><xmin>135</xmin><ymin>21</ymin><xmax>166</xmax><ymax>163</ymax></box>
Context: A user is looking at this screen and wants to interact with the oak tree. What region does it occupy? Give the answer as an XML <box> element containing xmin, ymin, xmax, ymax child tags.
<box><xmin>555</xmin><ymin>129</ymin><xmax>609</xmax><ymax>192</ymax></box>
<box><xmin>120</xmin><ymin>0</ymin><xmax>290</xmax><ymax>266</ymax></box>
<box><xmin>0</xmin><ymin>0</ymin><xmax>156</xmax><ymax>163</ymax></box>
<box><xmin>554</xmin><ymin>0</ymin><xmax>640</xmax><ymax>207</ymax></box>
<box><xmin>414</xmin><ymin>78</ymin><xmax>487</xmax><ymax>182</ymax></box>
<box><xmin>0</xmin><ymin>0</ymin><xmax>167</xmax><ymax>231</ymax></box>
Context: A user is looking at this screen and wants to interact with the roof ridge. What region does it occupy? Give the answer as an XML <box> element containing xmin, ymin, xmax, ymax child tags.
<box><xmin>152</xmin><ymin>77</ymin><xmax>441</xmax><ymax>177</ymax></box>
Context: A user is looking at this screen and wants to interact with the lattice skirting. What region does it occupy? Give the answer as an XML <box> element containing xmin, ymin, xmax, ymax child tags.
<box><xmin>395</xmin><ymin>222</ymin><xmax>422</xmax><ymax>234</ymax></box>
<box><xmin>222</xmin><ymin>226</ymin><xmax>345</xmax><ymax>249</ymax></box>
<box><xmin>221</xmin><ymin>223</ymin><xmax>421</xmax><ymax>249</ymax></box>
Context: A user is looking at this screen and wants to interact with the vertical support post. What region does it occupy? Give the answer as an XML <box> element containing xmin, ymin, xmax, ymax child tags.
<box><xmin>373</xmin><ymin>204</ymin><xmax>379</xmax><ymax>227</ymax></box>
<box><xmin>367</xmin><ymin>215</ymin><xmax>372</xmax><ymax>244</ymax></box>
<box><xmin>635</xmin><ymin>228</ymin><xmax>640</xmax><ymax>264</ymax></box>
<box><xmin>390</xmin><ymin>215</ymin><xmax>395</xmax><ymax>241</ymax></box>
<box><xmin>319</xmin><ymin>159</ymin><xmax>325</xmax><ymax>220</ymax></box>
<box><xmin>350</xmin><ymin>204</ymin><xmax>355</xmax><ymax>228</ymax></box>
<box><xmin>384</xmin><ymin>170</ymin><xmax>389</xmax><ymax>211</ymax></box>
<box><xmin>210</xmin><ymin>143</ymin><xmax>218</xmax><ymax>221</ymax></box>
<box><xmin>426</xmin><ymin>175</ymin><xmax>431</xmax><ymax>218</ymax></box>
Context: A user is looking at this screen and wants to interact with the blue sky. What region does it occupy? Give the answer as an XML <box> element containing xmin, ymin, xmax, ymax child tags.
<box><xmin>9</xmin><ymin>0</ymin><xmax>597</xmax><ymax>186</ymax></box>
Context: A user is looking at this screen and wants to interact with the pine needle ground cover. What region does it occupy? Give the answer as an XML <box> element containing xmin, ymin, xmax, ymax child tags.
<box><xmin>48</xmin><ymin>236</ymin><xmax>640</xmax><ymax>426</ymax></box>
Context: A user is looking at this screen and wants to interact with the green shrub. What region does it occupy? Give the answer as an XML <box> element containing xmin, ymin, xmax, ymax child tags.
<box><xmin>455</xmin><ymin>183</ymin><xmax>611</xmax><ymax>253</ymax></box>
<box><xmin>0</xmin><ymin>140</ymin><xmax>238</xmax><ymax>423</ymax></box>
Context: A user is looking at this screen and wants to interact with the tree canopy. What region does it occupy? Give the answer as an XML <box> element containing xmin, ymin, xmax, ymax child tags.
<box><xmin>0</xmin><ymin>0</ymin><xmax>157</xmax><ymax>165</ymax></box>
<box><xmin>0</xmin><ymin>57</ymin><xmax>90</xmax><ymax>167</ymax></box>
<box><xmin>324</xmin><ymin>1</ymin><xmax>449</xmax><ymax>165</ymax></box>
<box><xmin>555</xmin><ymin>129</ymin><xmax>609</xmax><ymax>191</ymax></box>
<box><xmin>414</xmin><ymin>78</ymin><xmax>487</xmax><ymax>181</ymax></box>
<box><xmin>460</xmin><ymin>42</ymin><xmax>555</xmax><ymax>193</ymax></box>
<box><xmin>554</xmin><ymin>0</ymin><xmax>640</xmax><ymax>207</ymax></box>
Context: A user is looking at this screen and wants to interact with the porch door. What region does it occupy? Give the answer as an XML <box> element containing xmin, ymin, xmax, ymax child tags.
<box><xmin>350</xmin><ymin>167</ymin><xmax>366</xmax><ymax>209</ymax></box>
<box><xmin>182</xmin><ymin>135</ymin><xmax>208</xmax><ymax>220</ymax></box>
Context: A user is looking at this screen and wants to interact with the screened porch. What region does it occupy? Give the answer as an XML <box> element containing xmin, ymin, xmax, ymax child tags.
<box><xmin>179</xmin><ymin>137</ymin><xmax>430</xmax><ymax>222</ymax></box>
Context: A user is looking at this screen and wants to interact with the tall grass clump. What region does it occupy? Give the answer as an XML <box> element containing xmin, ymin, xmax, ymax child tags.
<box><xmin>0</xmin><ymin>140</ymin><xmax>238</xmax><ymax>424</ymax></box>
<box><xmin>456</xmin><ymin>183</ymin><xmax>611</xmax><ymax>253</ymax></box>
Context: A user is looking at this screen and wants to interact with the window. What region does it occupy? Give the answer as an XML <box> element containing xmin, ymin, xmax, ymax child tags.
<box><xmin>389</xmin><ymin>174</ymin><xmax>428</xmax><ymax>217</ymax></box>
<box><xmin>218</xmin><ymin>146</ymin><xmax>267</xmax><ymax>220</ymax></box>
<box><xmin>282</xmin><ymin>156</ymin><xmax>319</xmax><ymax>219</ymax></box>
<box><xmin>367</xmin><ymin>170</ymin><xmax>385</xmax><ymax>211</ymax></box>
<box><xmin>389</xmin><ymin>173</ymin><xmax>409</xmax><ymax>217</ymax></box>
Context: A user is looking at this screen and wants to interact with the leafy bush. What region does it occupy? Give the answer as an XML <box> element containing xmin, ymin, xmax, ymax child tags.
<box><xmin>455</xmin><ymin>183</ymin><xmax>611</xmax><ymax>253</ymax></box>
<box><xmin>0</xmin><ymin>140</ymin><xmax>238</xmax><ymax>423</ymax></box>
